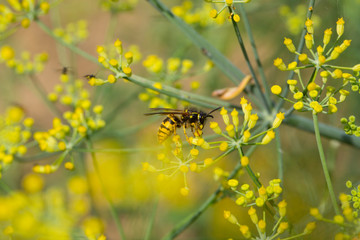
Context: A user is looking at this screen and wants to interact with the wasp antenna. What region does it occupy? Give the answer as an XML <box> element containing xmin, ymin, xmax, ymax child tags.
<box><xmin>206</xmin><ymin>107</ymin><xmax>221</xmax><ymax>117</ymax></box>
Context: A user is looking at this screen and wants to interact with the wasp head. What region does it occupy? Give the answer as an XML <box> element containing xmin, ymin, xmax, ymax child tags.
<box><xmin>198</xmin><ymin>107</ymin><xmax>221</xmax><ymax>129</ymax></box>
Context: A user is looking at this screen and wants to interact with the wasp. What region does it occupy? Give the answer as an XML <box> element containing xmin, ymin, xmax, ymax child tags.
<box><xmin>145</xmin><ymin>107</ymin><xmax>221</xmax><ymax>143</ymax></box>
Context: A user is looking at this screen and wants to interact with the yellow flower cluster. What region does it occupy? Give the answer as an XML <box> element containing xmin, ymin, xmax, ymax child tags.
<box><xmin>0</xmin><ymin>106</ymin><xmax>33</xmax><ymax>173</ymax></box>
<box><xmin>0</xmin><ymin>0</ymin><xmax>50</xmax><ymax>32</ymax></box>
<box><xmin>34</xmin><ymin>106</ymin><xmax>105</xmax><ymax>153</ymax></box>
<box><xmin>225</xmin><ymin>178</ymin><xmax>316</xmax><ymax>239</ymax></box>
<box><xmin>227</xmin><ymin>179</ymin><xmax>282</xmax><ymax>207</ymax></box>
<box><xmin>91</xmin><ymin>40</ymin><xmax>141</xmax><ymax>86</ymax></box>
<box><xmin>0</xmin><ymin>173</ymin><xmax>106</xmax><ymax>240</ymax></box>
<box><xmin>172</xmin><ymin>1</ymin><xmax>226</xmax><ymax>27</ymax></box>
<box><xmin>341</xmin><ymin>115</ymin><xmax>360</xmax><ymax>137</ymax></box>
<box><xmin>310</xmin><ymin>181</ymin><xmax>360</xmax><ymax>239</ymax></box>
<box><xmin>33</xmin><ymin>71</ymin><xmax>105</xmax><ymax>173</ymax></box>
<box><xmin>0</xmin><ymin>45</ymin><xmax>48</xmax><ymax>74</ymax></box>
<box><xmin>205</xmin><ymin>0</ymin><xmax>250</xmax><ymax>23</ymax></box>
<box><xmin>53</xmin><ymin>20</ymin><xmax>89</xmax><ymax>45</ymax></box>
<box><xmin>209</xmin><ymin>97</ymin><xmax>284</xmax><ymax>153</ymax></box>
<box><xmin>100</xmin><ymin>0</ymin><xmax>138</xmax><ymax>13</ymax></box>
<box><xmin>272</xmin><ymin>18</ymin><xmax>359</xmax><ymax>115</ymax></box>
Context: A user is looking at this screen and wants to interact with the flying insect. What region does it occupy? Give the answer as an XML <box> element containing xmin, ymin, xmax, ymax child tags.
<box><xmin>145</xmin><ymin>107</ymin><xmax>221</xmax><ymax>143</ymax></box>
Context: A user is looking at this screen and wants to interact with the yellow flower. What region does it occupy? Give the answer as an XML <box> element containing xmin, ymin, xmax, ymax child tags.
<box><xmin>224</xmin><ymin>210</ymin><xmax>238</xmax><ymax>225</ymax></box>
<box><xmin>271</xmin><ymin>85</ymin><xmax>282</xmax><ymax>95</ymax></box>
<box><xmin>241</xmin><ymin>156</ymin><xmax>249</xmax><ymax>166</ymax></box>
<box><xmin>273</xmin><ymin>58</ymin><xmax>286</xmax><ymax>71</ymax></box>
<box><xmin>323</xmin><ymin>28</ymin><xmax>332</xmax><ymax>45</ymax></box>
<box><xmin>284</xmin><ymin>37</ymin><xmax>296</xmax><ymax>53</ymax></box>
<box><xmin>272</xmin><ymin>112</ymin><xmax>285</xmax><ymax>128</ymax></box>
<box><xmin>0</xmin><ymin>46</ymin><xmax>15</xmax><ymax>61</ymax></box>
<box><xmin>248</xmin><ymin>207</ymin><xmax>258</xmax><ymax>224</ymax></box>
<box><xmin>336</xmin><ymin>17</ymin><xmax>345</xmax><ymax>37</ymax></box>
<box><xmin>228</xmin><ymin>179</ymin><xmax>239</xmax><ymax>187</ymax></box>
<box><xmin>304</xmin><ymin>33</ymin><xmax>313</xmax><ymax>49</ymax></box>
<box><xmin>233</xmin><ymin>14</ymin><xmax>240</xmax><ymax>22</ymax></box>
<box><xmin>261</xmin><ymin>130</ymin><xmax>275</xmax><ymax>144</ymax></box>
<box><xmin>22</xmin><ymin>174</ymin><xmax>44</xmax><ymax>193</ymax></box>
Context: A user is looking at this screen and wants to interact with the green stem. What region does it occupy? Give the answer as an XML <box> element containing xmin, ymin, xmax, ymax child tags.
<box><xmin>125</xmin><ymin>74</ymin><xmax>239</xmax><ymax>110</ymax></box>
<box><xmin>312</xmin><ymin>113</ymin><xmax>340</xmax><ymax>215</ymax></box>
<box><xmin>237</xmin><ymin>146</ymin><xmax>261</xmax><ymax>188</ymax></box>
<box><xmin>275</xmin><ymin>129</ymin><xmax>283</xmax><ymax>183</ymax></box>
<box><xmin>237</xmin><ymin>5</ymin><xmax>272</xmax><ymax>105</ymax></box>
<box><xmin>229</xmin><ymin>7</ymin><xmax>271</xmax><ymax>113</ymax></box>
<box><xmin>85</xmin><ymin>139</ymin><xmax>127</xmax><ymax>240</ymax></box>
<box><xmin>144</xmin><ymin>199</ymin><xmax>158</xmax><ymax>240</ymax></box>
<box><xmin>0</xmin><ymin>180</ymin><xmax>12</xmax><ymax>194</ymax></box>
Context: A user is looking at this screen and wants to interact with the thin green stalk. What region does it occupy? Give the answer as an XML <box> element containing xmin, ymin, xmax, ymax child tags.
<box><xmin>86</xmin><ymin>139</ymin><xmax>127</xmax><ymax>240</ymax></box>
<box><xmin>312</xmin><ymin>113</ymin><xmax>340</xmax><ymax>215</ymax></box>
<box><xmin>229</xmin><ymin>8</ymin><xmax>271</xmax><ymax>113</ymax></box>
<box><xmin>0</xmin><ymin>180</ymin><xmax>12</xmax><ymax>194</ymax></box>
<box><xmin>237</xmin><ymin>5</ymin><xmax>272</xmax><ymax>102</ymax></box>
<box><xmin>284</xmin><ymin>114</ymin><xmax>360</xmax><ymax>148</ymax></box>
<box><xmin>275</xmin><ymin>129</ymin><xmax>283</xmax><ymax>183</ymax></box>
<box><xmin>144</xmin><ymin>199</ymin><xmax>159</xmax><ymax>240</ymax></box>
<box><xmin>125</xmin><ymin>74</ymin><xmax>240</xmax><ymax>110</ymax></box>
<box><xmin>15</xmin><ymin>152</ymin><xmax>60</xmax><ymax>162</ymax></box>
<box><xmin>237</xmin><ymin>146</ymin><xmax>261</xmax><ymax>188</ymax></box>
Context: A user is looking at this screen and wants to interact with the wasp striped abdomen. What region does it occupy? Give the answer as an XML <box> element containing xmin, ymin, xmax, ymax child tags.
<box><xmin>158</xmin><ymin>115</ymin><xmax>182</xmax><ymax>143</ymax></box>
<box><xmin>145</xmin><ymin>107</ymin><xmax>221</xmax><ymax>144</ymax></box>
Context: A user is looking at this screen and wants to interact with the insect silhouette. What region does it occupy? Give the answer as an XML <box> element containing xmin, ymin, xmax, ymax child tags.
<box><xmin>145</xmin><ymin>107</ymin><xmax>221</xmax><ymax>143</ymax></box>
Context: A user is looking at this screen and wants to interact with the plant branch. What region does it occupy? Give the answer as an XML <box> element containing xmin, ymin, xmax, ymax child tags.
<box><xmin>229</xmin><ymin>7</ymin><xmax>271</xmax><ymax>112</ymax></box>
<box><xmin>312</xmin><ymin>113</ymin><xmax>340</xmax><ymax>215</ymax></box>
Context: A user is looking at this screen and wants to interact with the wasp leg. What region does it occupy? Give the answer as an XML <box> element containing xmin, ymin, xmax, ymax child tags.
<box><xmin>183</xmin><ymin>124</ymin><xmax>192</xmax><ymax>144</ymax></box>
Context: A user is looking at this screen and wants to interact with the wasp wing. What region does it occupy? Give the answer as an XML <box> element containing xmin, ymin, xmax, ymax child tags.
<box><xmin>144</xmin><ymin>108</ymin><xmax>185</xmax><ymax>116</ymax></box>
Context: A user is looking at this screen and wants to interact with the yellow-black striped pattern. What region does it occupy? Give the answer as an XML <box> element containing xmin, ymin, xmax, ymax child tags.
<box><xmin>145</xmin><ymin>107</ymin><xmax>221</xmax><ymax>144</ymax></box>
<box><xmin>158</xmin><ymin>115</ymin><xmax>181</xmax><ymax>143</ymax></box>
